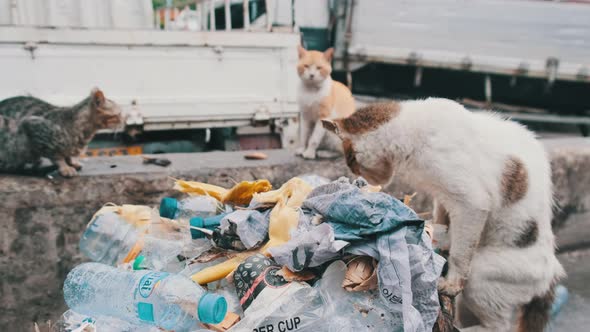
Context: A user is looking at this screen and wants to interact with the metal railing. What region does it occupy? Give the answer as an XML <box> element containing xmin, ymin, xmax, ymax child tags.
<box><xmin>154</xmin><ymin>0</ymin><xmax>280</xmax><ymax>32</ymax></box>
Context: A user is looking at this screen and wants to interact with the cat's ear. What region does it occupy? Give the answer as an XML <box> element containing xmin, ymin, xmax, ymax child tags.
<box><xmin>91</xmin><ymin>88</ymin><xmax>105</xmax><ymax>108</ymax></box>
<box><xmin>324</xmin><ymin>48</ymin><xmax>334</xmax><ymax>61</ymax></box>
<box><xmin>322</xmin><ymin>119</ymin><xmax>340</xmax><ymax>136</ymax></box>
<box><xmin>297</xmin><ymin>45</ymin><xmax>306</xmax><ymax>59</ymax></box>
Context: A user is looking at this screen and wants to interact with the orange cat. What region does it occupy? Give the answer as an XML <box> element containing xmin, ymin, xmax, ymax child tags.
<box><xmin>295</xmin><ymin>46</ymin><xmax>355</xmax><ymax>159</ymax></box>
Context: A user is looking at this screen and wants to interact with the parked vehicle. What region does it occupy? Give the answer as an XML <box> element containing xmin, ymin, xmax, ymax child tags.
<box><xmin>0</xmin><ymin>0</ymin><xmax>299</xmax><ymax>154</ymax></box>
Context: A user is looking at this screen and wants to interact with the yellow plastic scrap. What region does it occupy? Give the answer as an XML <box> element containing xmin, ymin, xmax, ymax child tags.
<box><xmin>190</xmin><ymin>252</ymin><xmax>254</xmax><ymax>285</ymax></box>
<box><xmin>173</xmin><ymin>179</ymin><xmax>272</xmax><ymax>206</ymax></box>
<box><xmin>257</xmin><ymin>177</ymin><xmax>312</xmax><ymax>250</ymax></box>
<box><xmin>222</xmin><ymin>180</ymin><xmax>272</xmax><ymax>206</ymax></box>
<box><xmin>174</xmin><ymin>180</ymin><xmax>226</xmax><ymax>201</ymax></box>
<box><xmin>190</xmin><ymin>178</ymin><xmax>312</xmax><ymax>285</ymax></box>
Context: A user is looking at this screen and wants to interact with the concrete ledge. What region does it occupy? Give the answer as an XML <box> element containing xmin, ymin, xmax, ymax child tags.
<box><xmin>1</xmin><ymin>138</ymin><xmax>589</xmax><ymax>329</ymax></box>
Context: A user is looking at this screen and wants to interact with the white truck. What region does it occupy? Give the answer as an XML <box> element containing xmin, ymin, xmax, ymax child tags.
<box><xmin>328</xmin><ymin>0</ymin><xmax>590</xmax><ymax>134</ymax></box>
<box><xmin>2</xmin><ymin>0</ymin><xmax>589</xmax><ymax>155</ymax></box>
<box><xmin>0</xmin><ymin>0</ymin><xmax>301</xmax><ymax>154</ymax></box>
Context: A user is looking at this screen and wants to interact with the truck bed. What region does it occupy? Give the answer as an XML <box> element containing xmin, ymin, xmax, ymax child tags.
<box><xmin>337</xmin><ymin>0</ymin><xmax>590</xmax><ymax>82</ymax></box>
<box><xmin>0</xmin><ymin>26</ymin><xmax>300</xmax><ymax>131</ymax></box>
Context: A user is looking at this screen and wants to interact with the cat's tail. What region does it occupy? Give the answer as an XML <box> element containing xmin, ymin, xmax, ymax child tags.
<box><xmin>517</xmin><ymin>283</ymin><xmax>556</xmax><ymax>332</ymax></box>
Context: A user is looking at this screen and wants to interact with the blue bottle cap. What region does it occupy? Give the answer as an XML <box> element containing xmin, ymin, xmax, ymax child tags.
<box><xmin>190</xmin><ymin>217</ymin><xmax>206</xmax><ymax>239</ymax></box>
<box><xmin>198</xmin><ymin>293</ymin><xmax>227</xmax><ymax>324</ymax></box>
<box><xmin>189</xmin><ymin>214</ymin><xmax>224</xmax><ymax>239</ymax></box>
<box><xmin>159</xmin><ymin>197</ymin><xmax>178</xmax><ymax>219</ymax></box>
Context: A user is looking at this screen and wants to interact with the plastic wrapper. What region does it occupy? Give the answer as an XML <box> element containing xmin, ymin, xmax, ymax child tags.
<box><xmin>228</xmin><ymin>260</ymin><xmax>399</xmax><ymax>332</ymax></box>
<box><xmin>214</xmin><ymin>210</ymin><xmax>271</xmax><ymax>250</ymax></box>
<box><xmin>297</xmin><ymin>174</ymin><xmax>331</xmax><ymax>188</ymax></box>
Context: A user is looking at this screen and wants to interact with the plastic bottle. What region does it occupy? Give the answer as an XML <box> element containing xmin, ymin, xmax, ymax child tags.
<box><xmin>188</xmin><ymin>213</ymin><xmax>227</xmax><ymax>239</ymax></box>
<box><xmin>63</xmin><ymin>262</ymin><xmax>227</xmax><ymax>332</ymax></box>
<box><xmin>159</xmin><ymin>196</ymin><xmax>219</xmax><ymax>221</ymax></box>
<box><xmin>159</xmin><ymin>196</ymin><xmax>228</xmax><ymax>242</ymax></box>
<box><xmin>79</xmin><ymin>211</ymin><xmax>187</xmax><ymax>271</ymax></box>
<box><xmin>57</xmin><ymin>309</ymin><xmax>162</xmax><ymax>332</ymax></box>
<box><xmin>131</xmin><ymin>234</ymin><xmax>187</xmax><ymax>271</ymax></box>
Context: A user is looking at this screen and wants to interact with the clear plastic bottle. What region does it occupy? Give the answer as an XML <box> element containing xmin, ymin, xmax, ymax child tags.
<box><xmin>79</xmin><ymin>211</ymin><xmax>187</xmax><ymax>271</ymax></box>
<box><xmin>57</xmin><ymin>309</ymin><xmax>162</xmax><ymax>332</ymax></box>
<box><xmin>159</xmin><ymin>196</ymin><xmax>219</xmax><ymax>221</ymax></box>
<box><xmin>63</xmin><ymin>263</ymin><xmax>227</xmax><ymax>332</ymax></box>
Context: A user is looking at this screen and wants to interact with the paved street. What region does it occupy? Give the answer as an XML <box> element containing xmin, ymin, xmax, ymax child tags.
<box><xmin>551</xmin><ymin>248</ymin><xmax>590</xmax><ymax>331</ymax></box>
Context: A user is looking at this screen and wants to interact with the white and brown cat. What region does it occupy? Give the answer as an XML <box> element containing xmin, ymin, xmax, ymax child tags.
<box><xmin>322</xmin><ymin>99</ymin><xmax>564</xmax><ymax>332</ymax></box>
<box><xmin>295</xmin><ymin>46</ymin><xmax>355</xmax><ymax>159</ymax></box>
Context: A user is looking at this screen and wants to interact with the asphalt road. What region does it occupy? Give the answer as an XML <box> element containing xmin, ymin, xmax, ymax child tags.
<box><xmin>550</xmin><ymin>248</ymin><xmax>590</xmax><ymax>331</ymax></box>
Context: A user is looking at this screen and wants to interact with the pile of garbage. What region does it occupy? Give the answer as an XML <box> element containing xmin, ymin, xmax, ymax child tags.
<box><xmin>56</xmin><ymin>174</ymin><xmax>448</xmax><ymax>332</ymax></box>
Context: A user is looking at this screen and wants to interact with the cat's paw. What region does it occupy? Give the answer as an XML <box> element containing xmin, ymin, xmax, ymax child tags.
<box><xmin>302</xmin><ymin>149</ymin><xmax>317</xmax><ymax>160</ymax></box>
<box><xmin>69</xmin><ymin>160</ymin><xmax>83</xmax><ymax>170</ymax></box>
<box><xmin>295</xmin><ymin>147</ymin><xmax>305</xmax><ymax>156</ymax></box>
<box><xmin>437</xmin><ymin>276</ymin><xmax>465</xmax><ymax>297</ymax></box>
<box><xmin>58</xmin><ymin>165</ymin><xmax>78</xmax><ymax>178</ymax></box>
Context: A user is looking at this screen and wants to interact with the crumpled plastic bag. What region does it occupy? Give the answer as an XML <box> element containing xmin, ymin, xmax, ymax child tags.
<box><xmin>174</xmin><ymin>179</ymin><xmax>272</xmax><ymax>206</ymax></box>
<box><xmin>315</xmin><ymin>261</ymin><xmax>404</xmax><ymax>331</ymax></box>
<box><xmin>268</xmin><ymin>223</ymin><xmax>348</xmax><ymax>271</ymax></box>
<box><xmin>214</xmin><ymin>209</ymin><xmax>271</xmax><ymax>250</ymax></box>
<box><xmin>190</xmin><ymin>178</ymin><xmax>312</xmax><ymax>285</ymax></box>
<box><xmin>270</xmin><ymin>177</ymin><xmax>444</xmax><ymax>331</ymax></box>
<box><xmin>297</xmin><ymin>174</ymin><xmax>331</xmax><ymax>188</ymax></box>
<box><xmin>228</xmin><ymin>260</ymin><xmax>400</xmax><ymax>332</ymax></box>
<box><xmin>302</xmin><ymin>178</ymin><xmax>423</xmax><ymax>242</ymax></box>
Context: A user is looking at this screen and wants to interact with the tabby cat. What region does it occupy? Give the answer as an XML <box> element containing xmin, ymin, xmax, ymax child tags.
<box><xmin>0</xmin><ymin>88</ymin><xmax>122</xmax><ymax>177</ymax></box>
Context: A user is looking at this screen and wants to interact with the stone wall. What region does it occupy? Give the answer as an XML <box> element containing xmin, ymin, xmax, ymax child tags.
<box><xmin>1</xmin><ymin>138</ymin><xmax>589</xmax><ymax>330</ymax></box>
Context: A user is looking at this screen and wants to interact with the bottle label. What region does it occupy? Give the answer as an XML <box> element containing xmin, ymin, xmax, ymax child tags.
<box><xmin>137</xmin><ymin>302</ymin><xmax>155</xmax><ymax>322</ymax></box>
<box><xmin>137</xmin><ymin>271</ymin><xmax>169</xmax><ymax>298</ymax></box>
